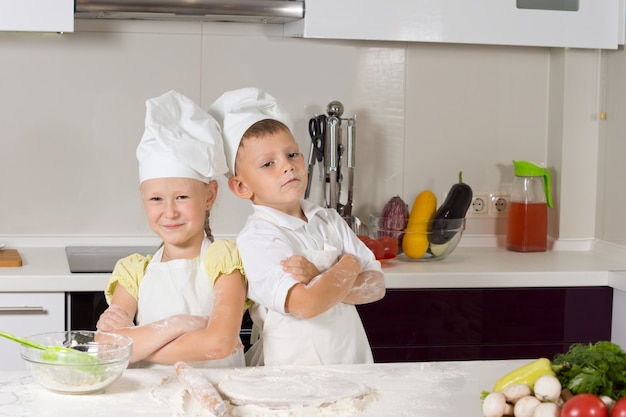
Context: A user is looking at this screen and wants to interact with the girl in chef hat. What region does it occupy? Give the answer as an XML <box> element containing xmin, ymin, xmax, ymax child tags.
<box><xmin>96</xmin><ymin>90</ymin><xmax>247</xmax><ymax>368</ymax></box>
<box><xmin>208</xmin><ymin>87</ymin><xmax>385</xmax><ymax>367</ymax></box>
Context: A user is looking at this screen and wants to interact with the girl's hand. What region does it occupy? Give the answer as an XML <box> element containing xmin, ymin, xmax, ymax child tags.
<box><xmin>281</xmin><ymin>255</ymin><xmax>320</xmax><ymax>284</ymax></box>
<box><xmin>96</xmin><ymin>304</ymin><xmax>135</xmax><ymax>331</ymax></box>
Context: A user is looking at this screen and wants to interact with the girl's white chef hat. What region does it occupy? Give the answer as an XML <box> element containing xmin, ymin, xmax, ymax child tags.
<box><xmin>137</xmin><ymin>90</ymin><xmax>228</xmax><ymax>184</ymax></box>
<box><xmin>208</xmin><ymin>87</ymin><xmax>292</xmax><ymax>177</ymax></box>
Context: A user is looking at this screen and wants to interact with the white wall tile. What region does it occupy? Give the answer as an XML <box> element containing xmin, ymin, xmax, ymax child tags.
<box><xmin>600</xmin><ymin>48</ymin><xmax>626</xmax><ymax>246</ymax></box>
<box><xmin>1</xmin><ymin>20</ymin><xmax>600</xmax><ymax>242</ymax></box>
<box><xmin>404</xmin><ymin>43</ymin><xmax>551</xmax><ymax>235</ymax></box>
<box><xmin>0</xmin><ymin>22</ymin><xmax>203</xmax><ymax>235</ymax></box>
<box><xmin>201</xmin><ymin>33</ymin><xmax>407</xmax><ymax>234</ymax></box>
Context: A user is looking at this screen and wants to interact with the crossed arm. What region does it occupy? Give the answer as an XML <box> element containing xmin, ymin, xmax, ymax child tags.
<box><xmin>280</xmin><ymin>254</ymin><xmax>386</xmax><ymax>319</ymax></box>
<box><xmin>96</xmin><ymin>271</ymin><xmax>247</xmax><ymax>364</ymax></box>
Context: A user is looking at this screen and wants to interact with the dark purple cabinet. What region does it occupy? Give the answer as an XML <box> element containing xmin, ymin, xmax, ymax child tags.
<box><xmin>356</xmin><ymin>287</ymin><xmax>613</xmax><ymax>362</ymax></box>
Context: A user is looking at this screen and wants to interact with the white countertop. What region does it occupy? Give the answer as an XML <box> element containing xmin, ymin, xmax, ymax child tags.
<box><xmin>0</xmin><ymin>247</ymin><xmax>110</xmax><ymax>292</ymax></box>
<box><xmin>0</xmin><ymin>359</ymin><xmax>529</xmax><ymax>417</ymax></box>
<box><xmin>382</xmin><ymin>243</ymin><xmax>626</xmax><ymax>290</ymax></box>
<box><xmin>2</xmin><ymin>240</ymin><xmax>626</xmax><ymax>292</ymax></box>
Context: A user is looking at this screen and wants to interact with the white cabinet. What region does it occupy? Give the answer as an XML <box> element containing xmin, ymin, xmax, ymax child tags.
<box><xmin>286</xmin><ymin>0</ymin><xmax>620</xmax><ymax>49</ymax></box>
<box><xmin>0</xmin><ymin>0</ymin><xmax>74</xmax><ymax>32</ymax></box>
<box><xmin>617</xmin><ymin>0</ymin><xmax>626</xmax><ymax>45</ymax></box>
<box><xmin>0</xmin><ymin>293</ymin><xmax>65</xmax><ymax>371</ymax></box>
<box><xmin>612</xmin><ymin>285</ymin><xmax>626</xmax><ymax>351</ymax></box>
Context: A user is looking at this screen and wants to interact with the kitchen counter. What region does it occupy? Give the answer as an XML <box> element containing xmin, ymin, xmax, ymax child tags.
<box><xmin>2</xmin><ymin>239</ymin><xmax>626</xmax><ymax>292</ymax></box>
<box><xmin>0</xmin><ymin>359</ymin><xmax>529</xmax><ymax>417</ymax></box>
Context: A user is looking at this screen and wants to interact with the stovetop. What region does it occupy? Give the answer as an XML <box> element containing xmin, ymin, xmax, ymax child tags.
<box><xmin>65</xmin><ymin>246</ymin><xmax>158</xmax><ymax>273</ymax></box>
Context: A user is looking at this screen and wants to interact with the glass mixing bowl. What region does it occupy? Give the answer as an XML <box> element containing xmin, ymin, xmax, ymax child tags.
<box><xmin>21</xmin><ymin>330</ymin><xmax>132</xmax><ymax>394</ymax></box>
<box><xmin>370</xmin><ymin>215</ymin><xmax>465</xmax><ymax>261</ymax></box>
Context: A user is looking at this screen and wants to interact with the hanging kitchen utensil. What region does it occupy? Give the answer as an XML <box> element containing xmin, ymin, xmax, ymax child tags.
<box><xmin>343</xmin><ymin>117</ymin><xmax>356</xmax><ymax>217</ymax></box>
<box><xmin>327</xmin><ymin>101</ymin><xmax>345</xmax><ymax>214</ymax></box>
<box><xmin>327</xmin><ymin>115</ymin><xmax>340</xmax><ymax>211</ymax></box>
<box><xmin>305</xmin><ymin>115</ymin><xmax>326</xmax><ymax>199</ymax></box>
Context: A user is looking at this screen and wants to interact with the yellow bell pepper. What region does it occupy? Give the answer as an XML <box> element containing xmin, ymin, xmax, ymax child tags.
<box><xmin>493</xmin><ymin>357</ymin><xmax>555</xmax><ymax>392</ymax></box>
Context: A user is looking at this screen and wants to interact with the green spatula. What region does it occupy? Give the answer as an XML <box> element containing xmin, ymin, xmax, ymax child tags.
<box><xmin>0</xmin><ymin>330</ymin><xmax>101</xmax><ymax>364</ymax></box>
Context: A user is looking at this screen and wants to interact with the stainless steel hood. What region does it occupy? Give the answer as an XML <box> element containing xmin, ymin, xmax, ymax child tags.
<box><xmin>74</xmin><ymin>0</ymin><xmax>305</xmax><ymax>24</ymax></box>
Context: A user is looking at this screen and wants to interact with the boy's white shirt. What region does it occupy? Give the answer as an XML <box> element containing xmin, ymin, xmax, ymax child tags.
<box><xmin>237</xmin><ymin>199</ymin><xmax>381</xmax><ymax>366</ymax></box>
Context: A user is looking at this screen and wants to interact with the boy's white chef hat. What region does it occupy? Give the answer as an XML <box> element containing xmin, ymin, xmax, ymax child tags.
<box><xmin>208</xmin><ymin>87</ymin><xmax>292</xmax><ymax>177</ymax></box>
<box><xmin>137</xmin><ymin>90</ymin><xmax>228</xmax><ymax>184</ymax></box>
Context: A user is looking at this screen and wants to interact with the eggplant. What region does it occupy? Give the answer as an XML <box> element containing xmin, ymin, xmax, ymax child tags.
<box><xmin>428</xmin><ymin>172</ymin><xmax>473</xmax><ymax>245</ymax></box>
<box><xmin>378</xmin><ymin>196</ymin><xmax>410</xmax><ymax>248</ymax></box>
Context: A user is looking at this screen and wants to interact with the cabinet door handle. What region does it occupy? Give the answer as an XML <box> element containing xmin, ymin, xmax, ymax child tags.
<box><xmin>0</xmin><ymin>306</ymin><xmax>46</xmax><ymax>313</ymax></box>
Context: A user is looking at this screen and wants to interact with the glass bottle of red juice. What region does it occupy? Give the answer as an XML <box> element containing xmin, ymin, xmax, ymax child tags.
<box><xmin>506</xmin><ymin>161</ymin><xmax>553</xmax><ymax>252</ymax></box>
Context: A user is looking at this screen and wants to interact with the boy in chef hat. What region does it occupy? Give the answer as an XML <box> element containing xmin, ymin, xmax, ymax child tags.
<box><xmin>97</xmin><ymin>90</ymin><xmax>248</xmax><ymax>368</ymax></box>
<box><xmin>209</xmin><ymin>87</ymin><xmax>385</xmax><ymax>366</ymax></box>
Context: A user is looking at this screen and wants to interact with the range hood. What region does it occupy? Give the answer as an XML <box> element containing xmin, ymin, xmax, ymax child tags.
<box><xmin>74</xmin><ymin>0</ymin><xmax>305</xmax><ymax>24</ymax></box>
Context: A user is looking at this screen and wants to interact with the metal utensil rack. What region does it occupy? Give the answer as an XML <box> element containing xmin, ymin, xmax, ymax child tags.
<box><xmin>304</xmin><ymin>100</ymin><xmax>356</xmax><ymax>218</ymax></box>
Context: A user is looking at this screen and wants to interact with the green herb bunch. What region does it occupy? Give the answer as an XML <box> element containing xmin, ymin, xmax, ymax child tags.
<box><xmin>552</xmin><ymin>341</ymin><xmax>626</xmax><ymax>400</ymax></box>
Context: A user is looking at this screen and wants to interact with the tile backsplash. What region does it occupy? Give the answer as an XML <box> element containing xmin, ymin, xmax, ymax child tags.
<box><xmin>1</xmin><ymin>19</ymin><xmax>615</xmax><ymax>244</ymax></box>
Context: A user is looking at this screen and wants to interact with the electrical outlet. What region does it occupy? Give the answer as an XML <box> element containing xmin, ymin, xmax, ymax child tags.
<box><xmin>489</xmin><ymin>194</ymin><xmax>510</xmax><ymax>216</ymax></box>
<box><xmin>468</xmin><ymin>193</ymin><xmax>489</xmax><ymax>216</ymax></box>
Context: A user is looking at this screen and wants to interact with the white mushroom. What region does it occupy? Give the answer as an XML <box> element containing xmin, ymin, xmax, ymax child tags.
<box><xmin>532</xmin><ymin>401</ymin><xmax>560</xmax><ymax>417</ymax></box>
<box><xmin>503</xmin><ymin>383</ymin><xmax>532</xmax><ymax>403</ymax></box>
<box><xmin>483</xmin><ymin>392</ymin><xmax>514</xmax><ymax>417</ymax></box>
<box><xmin>600</xmin><ymin>395</ymin><xmax>616</xmax><ymax>413</ymax></box>
<box><xmin>514</xmin><ymin>395</ymin><xmax>541</xmax><ymax>417</ymax></box>
<box><xmin>533</xmin><ymin>375</ymin><xmax>562</xmax><ymax>403</ymax></box>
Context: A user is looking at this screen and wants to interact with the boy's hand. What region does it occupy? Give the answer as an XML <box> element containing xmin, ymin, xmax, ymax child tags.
<box><xmin>96</xmin><ymin>304</ymin><xmax>134</xmax><ymax>331</ymax></box>
<box><xmin>281</xmin><ymin>255</ymin><xmax>321</xmax><ymax>284</ymax></box>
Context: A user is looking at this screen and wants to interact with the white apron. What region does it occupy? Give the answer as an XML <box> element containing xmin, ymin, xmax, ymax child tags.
<box><xmin>246</xmin><ymin>216</ymin><xmax>373</xmax><ymax>366</ymax></box>
<box><xmin>136</xmin><ymin>237</ymin><xmax>244</xmax><ymax>368</ymax></box>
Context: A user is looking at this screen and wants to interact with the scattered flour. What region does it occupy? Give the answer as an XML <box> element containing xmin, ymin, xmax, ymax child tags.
<box><xmin>228</xmin><ymin>393</ymin><xmax>375</xmax><ymax>417</ymax></box>
<box><xmin>148</xmin><ymin>369</ymin><xmax>375</xmax><ymax>417</ymax></box>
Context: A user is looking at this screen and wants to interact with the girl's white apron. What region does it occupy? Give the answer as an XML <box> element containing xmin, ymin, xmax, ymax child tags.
<box><xmin>136</xmin><ymin>237</ymin><xmax>244</xmax><ymax>368</ymax></box>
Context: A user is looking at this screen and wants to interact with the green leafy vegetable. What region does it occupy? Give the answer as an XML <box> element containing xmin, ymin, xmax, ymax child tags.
<box><xmin>552</xmin><ymin>341</ymin><xmax>626</xmax><ymax>400</ymax></box>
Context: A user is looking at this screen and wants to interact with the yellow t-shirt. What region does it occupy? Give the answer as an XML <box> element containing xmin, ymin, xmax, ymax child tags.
<box><xmin>104</xmin><ymin>239</ymin><xmax>246</xmax><ymax>305</ymax></box>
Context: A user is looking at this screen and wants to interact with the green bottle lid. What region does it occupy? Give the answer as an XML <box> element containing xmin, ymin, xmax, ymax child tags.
<box><xmin>512</xmin><ymin>160</ymin><xmax>553</xmax><ymax>208</ymax></box>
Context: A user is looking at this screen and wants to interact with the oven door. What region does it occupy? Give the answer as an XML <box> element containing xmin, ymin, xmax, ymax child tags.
<box><xmin>66</xmin><ymin>292</ymin><xmax>108</xmax><ymax>331</ymax></box>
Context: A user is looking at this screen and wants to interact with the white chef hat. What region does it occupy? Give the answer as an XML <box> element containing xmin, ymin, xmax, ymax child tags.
<box><xmin>208</xmin><ymin>87</ymin><xmax>292</xmax><ymax>177</ymax></box>
<box><xmin>137</xmin><ymin>90</ymin><xmax>229</xmax><ymax>184</ymax></box>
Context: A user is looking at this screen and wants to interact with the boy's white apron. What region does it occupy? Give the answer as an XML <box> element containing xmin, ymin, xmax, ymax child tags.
<box><xmin>246</xmin><ymin>215</ymin><xmax>373</xmax><ymax>366</ymax></box>
<box><xmin>136</xmin><ymin>237</ymin><xmax>244</xmax><ymax>368</ymax></box>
